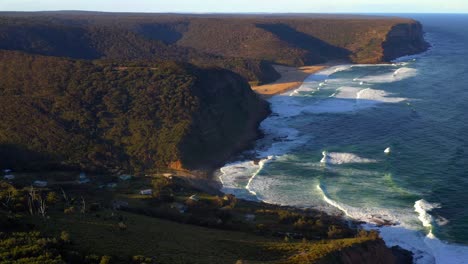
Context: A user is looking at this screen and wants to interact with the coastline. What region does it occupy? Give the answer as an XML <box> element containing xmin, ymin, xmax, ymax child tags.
<box><xmin>216</xmin><ymin>60</ymin><xmax>425</xmax><ymax>262</ymax></box>
<box><xmin>251</xmin><ymin>64</ymin><xmax>328</xmax><ymax>98</ymax></box>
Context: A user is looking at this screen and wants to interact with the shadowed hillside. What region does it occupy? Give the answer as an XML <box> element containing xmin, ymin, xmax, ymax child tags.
<box><xmin>0</xmin><ymin>51</ymin><xmax>269</xmax><ymax>173</ymax></box>
<box><xmin>0</xmin><ymin>13</ymin><xmax>429</xmax><ymax>83</ymax></box>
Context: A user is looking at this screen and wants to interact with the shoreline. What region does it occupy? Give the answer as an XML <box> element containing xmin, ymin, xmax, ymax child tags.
<box><xmin>216</xmin><ymin>60</ymin><xmax>426</xmax><ymax>261</ymax></box>
<box><xmin>251</xmin><ymin>64</ymin><xmax>328</xmax><ymax>98</ymax></box>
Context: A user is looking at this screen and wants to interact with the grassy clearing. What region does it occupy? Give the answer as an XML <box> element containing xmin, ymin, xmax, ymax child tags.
<box><xmin>31</xmin><ymin>211</ymin><xmax>284</xmax><ymax>264</ymax></box>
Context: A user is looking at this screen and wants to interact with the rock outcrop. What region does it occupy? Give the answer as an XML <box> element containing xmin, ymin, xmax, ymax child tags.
<box><xmin>383</xmin><ymin>21</ymin><xmax>430</xmax><ymax>61</ymax></box>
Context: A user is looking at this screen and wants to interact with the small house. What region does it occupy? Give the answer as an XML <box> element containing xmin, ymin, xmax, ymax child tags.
<box><xmin>33</xmin><ymin>180</ymin><xmax>48</xmax><ymax>187</ymax></box>
<box><xmin>3</xmin><ymin>174</ymin><xmax>15</xmax><ymax>180</ymax></box>
<box><xmin>140</xmin><ymin>189</ymin><xmax>153</xmax><ymax>195</ymax></box>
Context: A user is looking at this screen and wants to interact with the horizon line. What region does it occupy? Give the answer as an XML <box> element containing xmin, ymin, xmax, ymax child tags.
<box><xmin>1</xmin><ymin>10</ymin><xmax>468</xmax><ymax>15</ymax></box>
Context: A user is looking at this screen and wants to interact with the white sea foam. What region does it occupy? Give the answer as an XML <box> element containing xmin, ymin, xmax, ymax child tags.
<box><xmin>298</xmin><ymin>86</ymin><xmax>408</xmax><ymax>114</ymax></box>
<box><xmin>316</xmin><ymin>184</ymin><xmax>403</xmax><ymax>225</ymax></box>
<box><xmin>219</xmin><ymin>64</ymin><xmax>413</xmax><ymax>199</ymax></box>
<box><xmin>218</xmin><ymin>62</ymin><xmax>468</xmax><ymax>263</ymax></box>
<box><xmin>320</xmin><ymin>194</ymin><xmax>468</xmax><ymax>264</ymax></box>
<box><xmin>245</xmin><ymin>156</ymin><xmax>274</xmax><ymax>195</ymax></box>
<box><xmin>415</xmin><ymin>199</ymin><xmax>440</xmax><ymax>238</ymax></box>
<box><xmin>373</xmin><ymin>200</ymin><xmax>468</xmax><ymax>264</ymax></box>
<box><xmin>355</xmin><ymin>67</ymin><xmax>418</xmax><ymax>83</ymax></box>
<box><xmin>320</xmin><ymin>152</ymin><xmax>378</xmax><ymax>165</ymax></box>
<box><xmin>219</xmin><ymin>160</ymin><xmax>261</xmax><ymax>199</ymax></box>
<box><xmin>317</xmin><ymin>184</ymin><xmax>436</xmax><ymax>263</ymax></box>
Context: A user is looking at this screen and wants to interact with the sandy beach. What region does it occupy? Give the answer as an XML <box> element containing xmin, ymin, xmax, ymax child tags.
<box><xmin>252</xmin><ymin>65</ymin><xmax>327</xmax><ymax>97</ymax></box>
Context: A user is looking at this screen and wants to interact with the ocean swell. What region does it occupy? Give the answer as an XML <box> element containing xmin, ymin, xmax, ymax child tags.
<box><xmin>217</xmin><ymin>61</ymin><xmax>468</xmax><ymax>263</ymax></box>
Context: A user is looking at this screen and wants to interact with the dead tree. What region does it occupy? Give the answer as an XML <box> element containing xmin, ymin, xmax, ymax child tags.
<box><xmin>27</xmin><ymin>186</ymin><xmax>37</xmax><ymax>215</ymax></box>
<box><xmin>38</xmin><ymin>195</ymin><xmax>47</xmax><ymax>218</ymax></box>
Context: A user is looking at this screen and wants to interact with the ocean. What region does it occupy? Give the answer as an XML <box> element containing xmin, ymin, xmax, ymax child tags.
<box><xmin>218</xmin><ymin>14</ymin><xmax>468</xmax><ymax>264</ymax></box>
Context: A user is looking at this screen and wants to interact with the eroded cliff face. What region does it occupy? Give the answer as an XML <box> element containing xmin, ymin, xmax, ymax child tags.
<box><xmin>383</xmin><ymin>21</ymin><xmax>430</xmax><ymax>61</ymax></box>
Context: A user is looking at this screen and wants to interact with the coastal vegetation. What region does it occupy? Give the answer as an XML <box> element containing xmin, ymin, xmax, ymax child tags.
<box><xmin>0</xmin><ymin>12</ymin><xmax>426</xmax><ymax>263</ymax></box>
<box><xmin>0</xmin><ymin>50</ymin><xmax>269</xmax><ymax>173</ymax></box>
<box><xmin>0</xmin><ymin>12</ymin><xmax>428</xmax><ymax>84</ymax></box>
<box><xmin>0</xmin><ymin>172</ymin><xmax>401</xmax><ymax>264</ymax></box>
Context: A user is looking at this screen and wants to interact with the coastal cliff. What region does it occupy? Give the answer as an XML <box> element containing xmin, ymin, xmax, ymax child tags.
<box><xmin>383</xmin><ymin>21</ymin><xmax>430</xmax><ymax>61</ymax></box>
<box><xmin>0</xmin><ymin>13</ymin><xmax>428</xmax><ymax>84</ymax></box>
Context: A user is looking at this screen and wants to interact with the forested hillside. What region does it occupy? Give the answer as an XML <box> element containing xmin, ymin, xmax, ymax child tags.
<box><xmin>0</xmin><ymin>12</ymin><xmax>429</xmax><ymax>173</ymax></box>
<box><xmin>0</xmin><ymin>51</ymin><xmax>269</xmax><ymax>173</ymax></box>
<box><xmin>0</xmin><ymin>12</ymin><xmax>428</xmax><ymax>83</ymax></box>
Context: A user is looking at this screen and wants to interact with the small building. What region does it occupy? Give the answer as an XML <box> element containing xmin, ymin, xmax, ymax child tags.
<box><xmin>119</xmin><ymin>175</ymin><xmax>133</xmax><ymax>181</ymax></box>
<box><xmin>3</xmin><ymin>174</ymin><xmax>15</xmax><ymax>180</ymax></box>
<box><xmin>33</xmin><ymin>180</ymin><xmax>48</xmax><ymax>187</ymax></box>
<box><xmin>3</xmin><ymin>169</ymin><xmax>12</xmax><ymax>173</ymax></box>
<box><xmin>189</xmin><ymin>194</ymin><xmax>199</xmax><ymax>202</ymax></box>
<box><xmin>140</xmin><ymin>189</ymin><xmax>153</xmax><ymax>195</ymax></box>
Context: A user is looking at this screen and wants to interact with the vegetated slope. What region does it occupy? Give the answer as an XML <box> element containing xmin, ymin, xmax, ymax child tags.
<box><xmin>0</xmin><ymin>13</ymin><xmax>428</xmax><ymax>82</ymax></box>
<box><xmin>0</xmin><ymin>51</ymin><xmax>269</xmax><ymax>173</ymax></box>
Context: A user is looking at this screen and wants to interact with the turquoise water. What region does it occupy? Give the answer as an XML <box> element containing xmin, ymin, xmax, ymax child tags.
<box><xmin>219</xmin><ymin>15</ymin><xmax>468</xmax><ymax>263</ymax></box>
